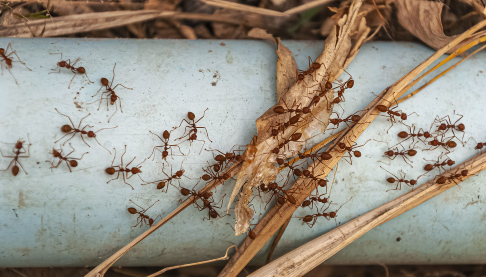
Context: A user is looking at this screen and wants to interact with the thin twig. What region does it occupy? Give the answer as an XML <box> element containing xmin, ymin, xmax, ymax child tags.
<box><xmin>148</xmin><ymin>245</ymin><xmax>237</xmax><ymax>277</ymax></box>
<box><xmin>265</xmin><ymin>217</ymin><xmax>291</xmax><ymax>264</ymax></box>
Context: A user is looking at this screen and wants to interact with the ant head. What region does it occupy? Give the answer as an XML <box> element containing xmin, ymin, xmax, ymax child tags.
<box><xmin>303</xmin><ymin>169</ymin><xmax>311</xmax><ymax>177</ymax></box>
<box><xmin>387</xmin><ymin>177</ymin><xmax>396</xmax><ymax>184</ymax></box>
<box><xmin>438</xmin><ymin>123</ymin><xmax>447</xmax><ymax>131</ymax></box>
<box><xmin>215</xmin><ymin>154</ymin><xmax>226</xmax><ymax>162</ymax></box>
<box><xmin>175</xmin><ymin>170</ymin><xmax>184</xmax><ymax>177</ymax></box>
<box><xmin>248</xmin><ymin>229</ymin><xmax>257</xmax><ymax>240</ymax></box>
<box><xmin>424</xmin><ymin>132</ymin><xmax>431</xmax><ymax>138</ymax></box>
<box><xmin>69</xmin><ymin>160</ymin><xmax>78</xmax><ymax>167</ymax></box>
<box><xmin>189</xmin><ymin>133</ymin><xmax>197</xmax><ymax>140</ymax></box>
<box><xmin>260</xmin><ymin>183</ymin><xmax>268</xmax><ymax>192</ymax></box>
<box><xmin>293</xmin><ymin>168</ymin><xmax>303</xmax><ymax>177</ymax></box>
<box><xmin>329</xmin><ymin>211</ymin><xmax>337</xmax><ymax>218</ymax></box>
<box><xmin>105</xmin><ymin>167</ymin><xmax>116</xmax><ymax>175</ymax></box>
<box><xmin>52</xmin><ymin>149</ymin><xmax>61</xmax><ymax>158</ymax></box>
<box><xmin>61</xmin><ymin>124</ymin><xmax>72</xmax><ymax>133</ymax></box>
<box><xmin>398</xmin><ymin>131</ymin><xmax>408</xmax><ymax>139</ymax></box>
<box><xmin>101</xmin><ymin>78</ymin><xmax>109</xmax><ymax>86</ymax></box>
<box><xmin>429</xmin><ymin>139</ymin><xmax>439</xmax><ymax>146</ymax></box>
<box><xmin>447</xmin><ymin>160</ymin><xmax>455</xmax><ymax>166</ymax></box>
<box><xmin>223</xmin><ymin>173</ymin><xmax>230</xmax><ymax>180</ymax></box>
<box><xmin>436</xmin><ymin>176</ymin><xmax>446</xmax><ymax>184</ymax></box>
<box><xmin>77</xmin><ymin>67</ymin><xmax>86</xmax><ymax>74</ymax></box>
<box><xmin>461</xmin><ymin>170</ymin><xmax>468</xmax><ymax>177</ymax></box>
<box><xmin>202</xmin><ymin>174</ymin><xmax>211</xmax><ymax>181</ymax></box>
<box><xmin>347</xmin><ymin>79</ymin><xmax>354</xmax><ymax>88</ymax></box>
<box><xmin>235</xmin><ymin>155</ymin><xmax>243</xmax><ymax>162</ymax></box>
<box><xmin>287</xmin><ymin>195</ymin><xmax>297</xmax><ymax>205</ymax></box>
<box><xmin>424</xmin><ymin>164</ymin><xmax>434</xmax><ymax>171</ymax></box>
<box><xmin>351</xmin><ymin>115</ymin><xmax>360</xmax><ymax>122</ymax></box>
<box><xmin>127</xmin><ymin>207</ymin><xmax>137</xmax><ymax>214</ymax></box>
<box><xmin>156</xmin><ymin>182</ymin><xmax>166</xmax><ymax>190</ymax></box>
<box><xmin>162</xmin><ymin>150</ymin><xmax>169</xmax><ymax>158</ymax></box>
<box><xmin>0</xmin><ymin>48</ymin><xmax>4</xmax><ymax>55</ymax></box>
<box><xmin>302</xmin><ymin>200</ymin><xmax>311</xmax><ymax>207</ymax></box>
<box><xmin>131</xmin><ymin>167</ymin><xmax>142</xmax><ymax>174</ymax></box>
<box><xmin>273</xmin><ymin>106</ymin><xmax>285</xmax><ymax>114</ymax></box>
<box><xmin>210</xmin><ymin>210</ymin><xmax>218</xmax><ymax>219</ymax></box>
<box><xmin>320</xmin><ymin>152</ymin><xmax>332</xmax><ymax>160</ymax></box>
<box><xmin>385</xmin><ymin>150</ymin><xmax>394</xmax><ymax>156</ymax></box>
<box><xmin>180</xmin><ymin>187</ymin><xmax>190</xmax><ymax>196</ymax></box>
<box><xmin>15</xmin><ymin>139</ymin><xmax>24</xmax><ymax>149</ymax></box>
<box><xmin>319</xmin><ymin>196</ymin><xmax>328</xmax><ymax>203</ymax></box>
<box><xmin>325</xmin><ymin>81</ymin><xmax>332</xmax><ymax>89</ymax></box>
<box><xmin>203</xmin><ymin>192</ymin><xmax>213</xmax><ymax>199</ymax></box>
<box><xmin>268</xmin><ymin>182</ymin><xmax>277</xmax><ymax>189</ymax></box>
<box><xmin>271</xmin><ymin>129</ymin><xmax>279</xmax><ymax>137</ymax></box>
<box><xmin>353</xmin><ymin>150</ymin><xmax>361</xmax><ymax>157</ymax></box>
<box><xmin>277</xmin><ymin>196</ymin><xmax>286</xmax><ymax>205</ymax></box>
<box><xmin>311</xmin><ymin>62</ymin><xmax>321</xmax><ymax>70</ymax></box>
<box><xmin>110</xmin><ymin>94</ymin><xmax>117</xmax><ymax>103</ymax></box>
<box><xmin>163</xmin><ymin>130</ymin><xmax>170</xmax><ymax>139</ymax></box>
<box><xmin>149</xmin><ymin>218</ymin><xmax>154</xmax><ymax>226</ymax></box>
<box><xmin>87</xmin><ymin>131</ymin><xmax>96</xmax><ymax>138</ymax></box>
<box><xmin>400</xmin><ymin>113</ymin><xmax>407</xmax><ymax>120</ymax></box>
<box><xmin>376</xmin><ymin>105</ymin><xmax>388</xmax><ymax>113</ymax></box>
<box><xmin>213</xmin><ymin>164</ymin><xmax>221</xmax><ymax>172</ymax></box>
<box><xmin>297</xmin><ymin>74</ymin><xmax>305</xmax><ymax>81</ymax></box>
<box><xmin>303</xmin><ymin>107</ymin><xmax>310</xmax><ymax>114</ymax></box>
<box><xmin>407</xmin><ymin>149</ymin><xmax>417</xmax><ymax>156</ymax></box>
<box><xmin>476</xmin><ymin>143</ymin><xmax>484</xmax><ymax>150</ymax></box>
<box><xmin>225</xmin><ymin>152</ymin><xmax>235</xmax><ymax>159</ymax></box>
<box><xmin>338</xmin><ymin>142</ymin><xmax>346</xmax><ymax>149</ymax></box>
<box><xmin>330</xmin><ymin>118</ymin><xmax>339</xmax><ymax>125</ymax></box>
<box><xmin>291</xmin><ymin>133</ymin><xmax>302</xmax><ymax>141</ymax></box>
<box><xmin>303</xmin><ymin>215</ymin><xmax>313</xmax><ymax>223</ymax></box>
<box><xmin>187</xmin><ymin>112</ymin><xmax>195</xmax><ymax>121</ymax></box>
<box><xmin>276</xmin><ymin>158</ymin><xmax>284</xmax><ymax>165</ymax></box>
<box><xmin>272</xmin><ymin>147</ymin><xmax>280</xmax><ymax>154</ymax></box>
<box><xmin>318</xmin><ymin>179</ymin><xmax>328</xmax><ymax>187</ymax></box>
<box><xmin>447</xmin><ymin>141</ymin><xmax>457</xmax><ymax>148</ymax></box>
<box><xmin>12</xmin><ymin>165</ymin><xmax>19</xmax><ymax>176</ymax></box>
<box><xmin>458</xmin><ymin>123</ymin><xmax>465</xmax><ymax>131</ymax></box>
<box><xmin>410</xmin><ymin>179</ymin><xmax>417</xmax><ymax>186</ymax></box>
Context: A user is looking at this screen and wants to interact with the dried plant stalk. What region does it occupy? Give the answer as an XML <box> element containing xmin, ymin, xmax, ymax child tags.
<box><xmin>250</xmin><ymin>151</ymin><xmax>486</xmax><ymax>277</ymax></box>
<box><xmin>218</xmin><ymin>19</ymin><xmax>486</xmax><ymax>277</ymax></box>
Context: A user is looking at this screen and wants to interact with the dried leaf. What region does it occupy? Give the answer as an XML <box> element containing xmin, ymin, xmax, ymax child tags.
<box><xmin>396</xmin><ymin>0</ymin><xmax>486</xmax><ymax>53</ymax></box>
<box><xmin>229</xmin><ymin>0</ymin><xmax>365</xmax><ymax>235</ymax></box>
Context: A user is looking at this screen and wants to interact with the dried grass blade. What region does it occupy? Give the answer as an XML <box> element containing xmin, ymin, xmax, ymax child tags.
<box><xmin>218</xmin><ymin>19</ymin><xmax>486</xmax><ymax>277</ymax></box>
<box><xmin>200</xmin><ymin>0</ymin><xmax>285</xmax><ymax>17</ymax></box>
<box><xmin>250</xmin><ymin>151</ymin><xmax>486</xmax><ymax>277</ymax></box>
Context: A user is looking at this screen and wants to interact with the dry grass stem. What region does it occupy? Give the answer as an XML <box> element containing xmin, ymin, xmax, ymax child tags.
<box><xmin>200</xmin><ymin>0</ymin><xmax>285</xmax><ymax>17</ymax></box>
<box><xmin>218</xmin><ymin>18</ymin><xmax>486</xmax><ymax>277</ymax></box>
<box><xmin>147</xmin><ymin>245</ymin><xmax>237</xmax><ymax>277</ymax></box>
<box><xmin>250</xmin><ymin>151</ymin><xmax>486</xmax><ymax>276</ymax></box>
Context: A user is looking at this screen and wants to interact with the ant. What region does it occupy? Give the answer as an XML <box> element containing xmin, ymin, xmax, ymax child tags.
<box><xmin>436</xmin><ymin>169</ymin><xmax>468</xmax><ymax>185</ymax></box>
<box><xmin>380</xmin><ymin>166</ymin><xmax>419</xmax><ymax>191</ymax></box>
<box><xmin>90</xmin><ymin>63</ymin><xmax>133</xmax><ymax>123</ymax></box>
<box><xmin>105</xmin><ymin>145</ymin><xmax>146</xmax><ymax>190</ymax></box>
<box><xmin>49</xmin><ymin>53</ymin><xmax>93</xmax><ymax>89</ymax></box>
<box><xmin>432</xmin><ymin>112</ymin><xmax>465</xmax><ymax>143</ymax></box>
<box><xmin>0</xmin><ymin>137</ymin><xmax>31</xmax><ymax>176</ymax></box>
<box><xmin>201</xmin><ymin>163</ymin><xmax>231</xmax><ymax>184</ymax></box>
<box><xmin>269</xmin><ymin>114</ymin><xmax>303</xmax><ymax>139</ymax></box>
<box><xmin>127</xmin><ymin>200</ymin><xmax>161</xmax><ymax>228</ymax></box>
<box><xmin>329</xmin><ymin>111</ymin><xmax>361</xmax><ymax>129</ymax></box>
<box><xmin>176</xmin><ymin>109</ymin><xmax>212</xmax><ymax>152</ymax></box>
<box><xmin>310</xmin><ymin>82</ymin><xmax>333</xmax><ymax>107</ymax></box>
<box><xmin>301</xmin><ymin>193</ymin><xmax>329</xmax><ymax>210</ymax></box>
<box><xmin>195</xmin><ymin>194</ymin><xmax>228</xmax><ymax>220</ymax></box>
<box><xmin>425</xmin><ymin>136</ymin><xmax>458</xmax><ymax>152</ymax></box>
<box><xmin>206</xmin><ymin>147</ymin><xmax>244</xmax><ymax>170</ymax></box>
<box><xmin>46</xmin><ymin>144</ymin><xmax>88</xmax><ymax>173</ymax></box>
<box><xmin>299</xmin><ymin>167</ymin><xmax>330</xmax><ymax>193</ymax></box>
<box><xmin>382</xmin><ymin>145</ymin><xmax>417</xmax><ymax>167</ymax></box>
<box><xmin>270</xmin><ymin>132</ymin><xmax>303</xmax><ymax>155</ymax></box>
<box><xmin>259</xmin><ymin>182</ymin><xmax>297</xmax><ymax>208</ymax></box>
<box><xmin>337</xmin><ymin>140</ymin><xmax>370</xmax><ymax>164</ymax></box>
<box><xmin>298</xmin><ymin>199</ymin><xmax>350</xmax><ymax>228</ymax></box>
<box><xmin>148</xmin><ymin>130</ymin><xmax>184</xmax><ymax>162</ymax></box>
<box><xmin>373</xmin><ymin>94</ymin><xmax>414</xmax><ymax>132</ymax></box>
<box><xmin>424</xmin><ymin>156</ymin><xmax>455</xmax><ymax>173</ymax></box>
<box><xmin>396</xmin><ymin>124</ymin><xmax>432</xmax><ymax>147</ymax></box>
<box><xmin>54</xmin><ymin>108</ymin><xmax>116</xmax><ymax>154</ymax></box>
<box><xmin>179</xmin><ymin>185</ymin><xmax>214</xmax><ymax>204</ymax></box>
<box><xmin>332</xmin><ymin>73</ymin><xmax>355</xmax><ymax>104</ymax></box>
<box><xmin>0</xmin><ymin>43</ymin><xmax>31</xmax><ymax>84</ymax></box>
<box><xmin>143</xmin><ymin>162</ymin><xmax>186</xmax><ymax>192</ymax></box>
<box><xmin>273</xmin><ymin>100</ymin><xmax>311</xmax><ymax>116</ymax></box>
<box><xmin>295</xmin><ymin>56</ymin><xmax>323</xmax><ymax>83</ymax></box>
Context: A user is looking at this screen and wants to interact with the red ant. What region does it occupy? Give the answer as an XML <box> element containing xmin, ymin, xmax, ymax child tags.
<box><xmin>329</xmin><ymin>111</ymin><xmax>361</xmax><ymax>129</ymax></box>
<box><xmin>269</xmin><ymin>114</ymin><xmax>303</xmax><ymax>139</ymax></box>
<box><xmin>436</xmin><ymin>169</ymin><xmax>468</xmax><ymax>185</ymax></box>
<box><xmin>176</xmin><ymin>109</ymin><xmax>212</xmax><ymax>152</ymax></box>
<box><xmin>206</xmin><ymin>147</ymin><xmax>244</xmax><ymax>171</ymax></box>
<box><xmin>432</xmin><ymin>112</ymin><xmax>465</xmax><ymax>142</ymax></box>
<box><xmin>310</xmin><ymin>82</ymin><xmax>333</xmax><ymax>106</ymax></box>
<box><xmin>105</xmin><ymin>145</ymin><xmax>146</xmax><ymax>190</ymax></box>
<box><xmin>373</xmin><ymin>94</ymin><xmax>413</xmax><ymax>132</ymax></box>
<box><xmin>425</xmin><ymin>136</ymin><xmax>458</xmax><ymax>152</ymax></box>
<box><xmin>380</xmin><ymin>166</ymin><xmax>420</xmax><ymax>191</ymax></box>
<box><xmin>424</xmin><ymin>156</ymin><xmax>455</xmax><ymax>173</ymax></box>
<box><xmin>331</xmin><ymin>72</ymin><xmax>355</xmax><ymax>104</ymax></box>
<box><xmin>0</xmin><ymin>137</ymin><xmax>31</xmax><ymax>176</ymax></box>
<box><xmin>54</xmin><ymin>109</ymin><xmax>116</xmax><ymax>154</ymax></box>
<box><xmin>0</xmin><ymin>43</ymin><xmax>31</xmax><ymax>84</ymax></box>
<box><xmin>90</xmin><ymin>63</ymin><xmax>133</xmax><ymax>123</ymax></box>
<box><xmin>46</xmin><ymin>144</ymin><xmax>88</xmax><ymax>173</ymax></box>
<box><xmin>382</xmin><ymin>145</ymin><xmax>417</xmax><ymax>167</ymax></box>
<box><xmin>49</xmin><ymin>53</ymin><xmax>93</xmax><ymax>89</ymax></box>
<box><xmin>195</xmin><ymin>194</ymin><xmax>228</xmax><ymax>220</ymax></box>
<box><xmin>201</xmin><ymin>163</ymin><xmax>231</xmax><ymax>184</ymax></box>
<box><xmin>298</xmin><ymin>198</ymin><xmax>351</xmax><ymax>228</ymax></box>
<box><xmin>270</xmin><ymin>132</ymin><xmax>303</xmax><ymax>155</ymax></box>
<box><xmin>179</xmin><ymin>185</ymin><xmax>214</xmax><ymax>203</ymax></box>
<box><xmin>396</xmin><ymin>124</ymin><xmax>432</xmax><ymax>147</ymax></box>
<box><xmin>337</xmin><ymin>140</ymin><xmax>370</xmax><ymax>164</ymax></box>
<box><xmin>273</xmin><ymin>100</ymin><xmax>311</xmax><ymax>116</ymax></box>
<box><xmin>143</xmin><ymin>162</ymin><xmax>186</xmax><ymax>192</ymax></box>
<box><xmin>148</xmin><ymin>130</ymin><xmax>184</xmax><ymax>162</ymax></box>
<box><xmin>301</xmin><ymin>193</ymin><xmax>329</xmax><ymax>210</ymax></box>
<box><xmin>127</xmin><ymin>200</ymin><xmax>161</xmax><ymax>228</ymax></box>
<box><xmin>259</xmin><ymin>182</ymin><xmax>297</xmax><ymax>208</ymax></box>
<box><xmin>295</xmin><ymin>56</ymin><xmax>324</xmax><ymax>83</ymax></box>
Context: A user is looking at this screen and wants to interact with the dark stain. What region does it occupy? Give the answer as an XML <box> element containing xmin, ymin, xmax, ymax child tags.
<box><xmin>12</xmin><ymin>209</ymin><xmax>18</xmax><ymax>218</ymax></box>
<box><xmin>220</xmin><ymin>42</ymin><xmax>226</xmax><ymax>46</ymax></box>
<box><xmin>396</xmin><ymin>237</ymin><xmax>401</xmax><ymax>242</ymax></box>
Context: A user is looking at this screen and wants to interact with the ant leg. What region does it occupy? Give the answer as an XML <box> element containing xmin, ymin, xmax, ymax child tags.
<box><xmin>93</xmin><ymin>137</ymin><xmax>112</xmax><ymax>154</ymax></box>
<box><xmin>108</xmin><ymin>100</ymin><xmax>118</xmax><ymax>124</ymax></box>
<box><xmin>196</xmin><ymin>126</ymin><xmax>212</xmax><ymax>142</ymax></box>
<box><xmin>55</xmin><ymin>108</ymin><xmax>76</xmax><ymax>127</ymax></box>
<box><xmin>110</xmin><ymin>63</ymin><xmax>117</xmax><ymax>86</ymax></box>
<box><xmin>120</xmin><ymin>145</ymin><xmax>127</xmax><ymax>166</ymax></box>
<box><xmin>61</xmin><ymin>133</ymin><xmax>78</xmax><ymax>146</ymax></box>
<box><xmin>112</xmin><ymin>83</ymin><xmax>133</xmax><ymax>90</ymax></box>
<box><xmin>6</xmin><ymin>67</ymin><xmax>18</xmax><ymax>85</ymax></box>
<box><xmin>195</xmin><ymin>108</ymin><xmax>209</xmax><ymax>124</ymax></box>
<box><xmin>111</xmin><ymin>148</ymin><xmax>117</xmax><ymax>166</ymax></box>
<box><xmin>125</xmin><ymin>156</ymin><xmax>136</xmax><ymax>167</ymax></box>
<box><xmin>107</xmin><ymin>172</ymin><xmax>121</xmax><ymax>184</ymax></box>
<box><xmin>122</xmin><ymin>173</ymin><xmax>135</xmax><ymax>190</ymax></box>
<box><xmin>68</xmin><ymin>73</ymin><xmax>76</xmax><ymax>89</ymax></box>
<box><xmin>65</xmin><ymin>160</ymin><xmax>73</xmax><ymax>173</ymax></box>
<box><xmin>49</xmin><ymin>66</ymin><xmax>61</xmax><ymax>74</ymax></box>
<box><xmin>1</xmin><ymin>159</ymin><xmax>16</xmax><ymax>172</ymax></box>
<box><xmin>54</xmin><ymin>131</ymin><xmax>75</xmax><ymax>144</ymax></box>
<box><xmin>66</xmin><ymin>143</ymin><xmax>76</xmax><ymax>157</ymax></box>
